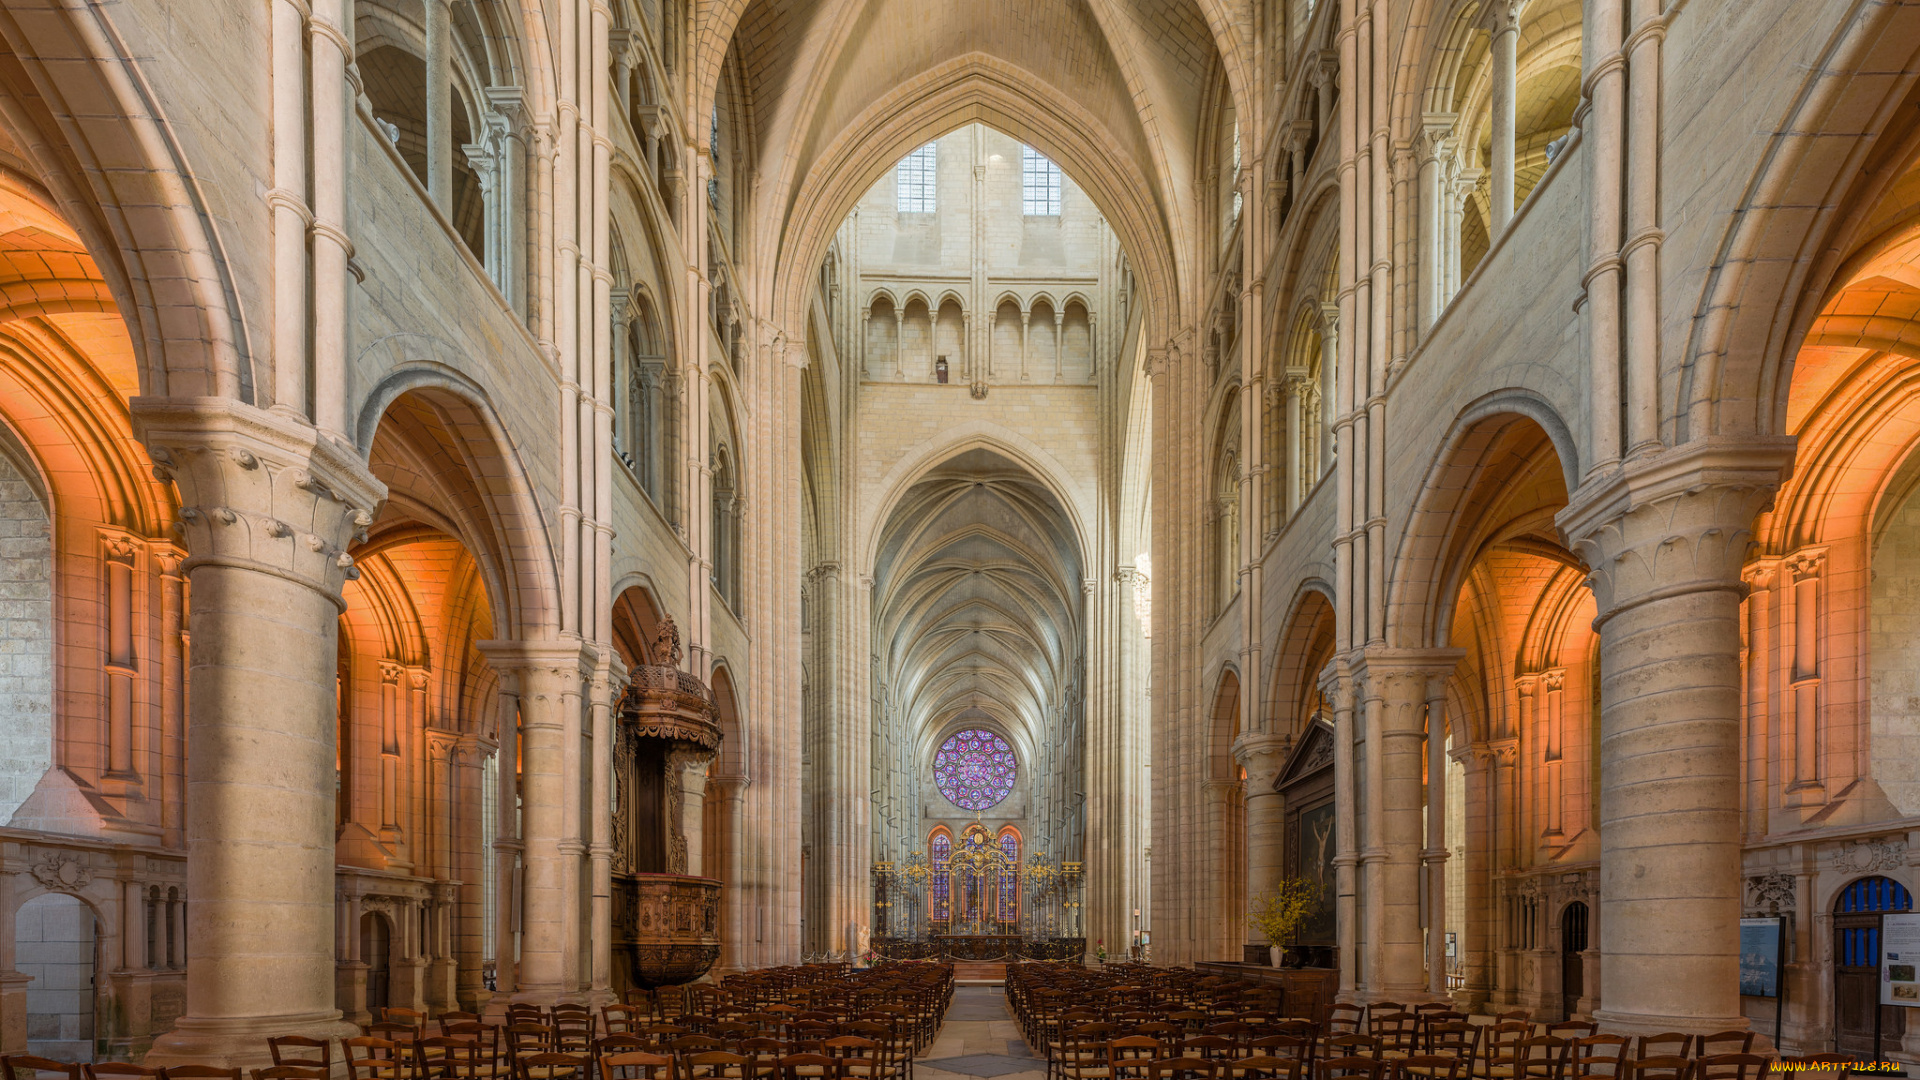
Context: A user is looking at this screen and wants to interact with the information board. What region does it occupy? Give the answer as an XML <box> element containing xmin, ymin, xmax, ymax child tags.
<box><xmin>1740</xmin><ymin>917</ymin><xmax>1783</xmax><ymax>999</ymax></box>
<box><xmin>1882</xmin><ymin>911</ymin><xmax>1920</xmax><ymax>1006</ymax></box>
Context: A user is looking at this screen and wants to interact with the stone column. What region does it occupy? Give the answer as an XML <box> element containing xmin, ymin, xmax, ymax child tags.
<box><xmin>1321</xmin><ymin>661</ymin><xmax>1359</xmax><ymax>1000</ymax></box>
<box><xmin>452</xmin><ymin>733</ymin><xmax>492</xmax><ymax>1010</ymax></box>
<box><xmin>134</xmin><ymin>400</ymin><xmax>383</xmax><ymax>1066</ymax></box>
<box><xmin>1417</xmin><ymin>118</ymin><xmax>1456</xmax><ymax>329</ymax></box>
<box><xmin>1556</xmin><ymin>440</ymin><xmax>1792</xmax><ymax>1035</ymax></box>
<box><xmin>1357</xmin><ymin>648</ymin><xmax>1462</xmax><ymax>1002</ymax></box>
<box><xmin>424</xmin><ymin>0</ymin><xmax>453</xmax><ymax>209</ymax></box>
<box><xmin>1456</xmin><ymin>745</ymin><xmax>1493</xmax><ymax>1010</ymax></box>
<box><xmin>475</xmin><ymin>641</ymin><xmax>593</xmax><ymax>1001</ymax></box>
<box><xmin>1488</xmin><ymin>0</ymin><xmax>1519</xmax><ymax>232</ymax></box>
<box><xmin>1233</xmin><ymin>733</ymin><xmax>1290</xmax><ymax>957</ymax></box>
<box><xmin>1425</xmin><ymin>679</ymin><xmax>1451</xmax><ymax>998</ymax></box>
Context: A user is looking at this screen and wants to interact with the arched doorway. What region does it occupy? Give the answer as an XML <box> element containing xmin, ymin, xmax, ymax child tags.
<box><xmin>360</xmin><ymin>911</ymin><xmax>393</xmax><ymax>1014</ymax></box>
<box><xmin>16</xmin><ymin>893</ymin><xmax>98</xmax><ymax>1061</ymax></box>
<box><xmin>1560</xmin><ymin>901</ymin><xmax>1589</xmax><ymax>1018</ymax></box>
<box><xmin>1835</xmin><ymin>876</ymin><xmax>1913</xmax><ymax>1054</ymax></box>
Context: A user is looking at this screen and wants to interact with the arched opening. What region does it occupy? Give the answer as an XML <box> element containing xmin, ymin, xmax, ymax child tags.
<box><xmin>1388</xmin><ymin>406</ymin><xmax>1585</xmax><ymax>1008</ymax></box>
<box><xmin>359</xmin><ymin>911</ymin><xmax>393</xmax><ymax>1014</ymax></box>
<box><xmin>1834</xmin><ymin>876</ymin><xmax>1913</xmax><ymax>1053</ymax></box>
<box><xmin>1559</xmin><ymin>900</ymin><xmax>1589</xmax><ymax>1018</ymax></box>
<box><xmin>16</xmin><ymin>893</ymin><xmax>98</xmax><ymax>1061</ymax></box>
<box><xmin>0</xmin><ymin>418</ymin><xmax>52</xmax><ymax>822</ymax></box>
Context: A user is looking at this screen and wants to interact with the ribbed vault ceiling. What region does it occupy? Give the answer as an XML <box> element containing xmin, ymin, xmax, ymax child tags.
<box><xmin>873</xmin><ymin>449</ymin><xmax>1083</xmax><ymax>758</ymax></box>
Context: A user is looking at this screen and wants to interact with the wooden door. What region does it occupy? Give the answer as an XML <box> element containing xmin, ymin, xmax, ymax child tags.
<box><xmin>1835</xmin><ymin>913</ymin><xmax>1907</xmax><ymax>1055</ymax></box>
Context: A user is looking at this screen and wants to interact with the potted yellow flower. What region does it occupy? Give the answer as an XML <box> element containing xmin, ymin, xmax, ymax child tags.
<box><xmin>1246</xmin><ymin>877</ymin><xmax>1321</xmax><ymax>968</ymax></box>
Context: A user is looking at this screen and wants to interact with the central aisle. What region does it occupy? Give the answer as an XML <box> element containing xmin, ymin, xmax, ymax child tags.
<box><xmin>919</xmin><ymin>987</ymin><xmax>1046</xmax><ymax>1080</ymax></box>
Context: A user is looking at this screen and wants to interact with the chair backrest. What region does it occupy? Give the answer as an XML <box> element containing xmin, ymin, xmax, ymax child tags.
<box><xmin>1625</xmin><ymin>1058</ymin><xmax>1694</xmax><ymax>1080</ymax></box>
<box><xmin>1181</xmin><ymin>1036</ymin><xmax>1238</xmax><ymax>1061</ymax></box>
<box><xmin>1636</xmin><ymin>1037</ymin><xmax>1694</xmax><ymax>1062</ymax></box>
<box><xmin>87</xmin><ymin>1065</ymin><xmax>162</xmax><ymax>1080</ymax></box>
<box><xmin>250</xmin><ymin>1069</ymin><xmax>328</xmax><ymax>1080</ymax></box>
<box><xmin>369</xmin><ymin>1023</ymin><xmax>421</xmax><ymax>1043</ymax></box>
<box><xmin>594</xmin><ymin>1036</ymin><xmax>650</xmax><ymax>1056</ymax></box>
<box><xmin>343</xmin><ymin>1037</ymin><xmax>405</xmax><ymax>1080</ymax></box>
<box><xmin>516</xmin><ymin>1052</ymin><xmax>590</xmax><ymax>1080</ymax></box>
<box><xmin>1493</xmin><ymin>1014</ymin><xmax>1530</xmax><ymax>1027</ymax></box>
<box><xmin>599</xmin><ymin>1052</ymin><xmax>673</xmax><ymax>1080</ymax></box>
<box><xmin>424</xmin><ymin>1036</ymin><xmax>483</xmax><ymax>1078</ymax></box>
<box><xmin>1426</xmin><ymin>1024</ymin><xmax>1478</xmax><ymax>1063</ymax></box>
<box><xmin>1326</xmin><ymin>1006</ymin><xmax>1364</xmax><ymax>1038</ymax></box>
<box><xmin>822</xmin><ymin>1038</ymin><xmax>877</xmax><ymax>1061</ymax></box>
<box><xmin>510</xmin><ymin>1024</ymin><xmax>558</xmax><ymax>1054</ymax></box>
<box><xmin>268</xmin><ymin>1036</ymin><xmax>332</xmax><ymax>1069</ymax></box>
<box><xmin>1227</xmin><ymin>1058</ymin><xmax>1302</xmax><ymax>1080</ymax></box>
<box><xmin>1147</xmin><ymin>1058</ymin><xmax>1219</xmax><ymax>1080</ymax></box>
<box><xmin>162</xmin><ymin>1066</ymin><xmax>243</xmax><ymax>1080</ymax></box>
<box><xmin>1482</xmin><ymin>1024</ymin><xmax>1529</xmax><ymax>1064</ymax></box>
<box><xmin>1514</xmin><ymin>1037</ymin><xmax>1569</xmax><ymax>1080</ymax></box>
<box><xmin>669</xmin><ymin>1037</ymin><xmax>725</xmax><ymax>1056</ymax></box>
<box><xmin>1322</xmin><ymin>1034</ymin><xmax>1379</xmax><ymax>1062</ymax></box>
<box><xmin>1543</xmin><ymin>1023</ymin><xmax>1594</xmax><ymax>1042</ymax></box>
<box><xmin>1695</xmin><ymin>1056</ymin><xmax>1768</xmax><ymax>1080</ymax></box>
<box><xmin>1694</xmin><ymin>1035</ymin><xmax>1755</xmax><ymax>1060</ymax></box>
<box><xmin>1251</xmin><ymin>1035</ymin><xmax>1313</xmax><ymax>1063</ymax></box>
<box><xmin>1370</xmin><ymin>1014</ymin><xmax>1416</xmax><ymax>1053</ymax></box>
<box><xmin>773</xmin><ymin>1053</ymin><xmax>837</xmax><ymax>1080</ymax></box>
<box><xmin>1313</xmin><ymin>1056</ymin><xmax>1384</xmax><ymax>1080</ymax></box>
<box><xmin>1570</xmin><ymin>1036</ymin><xmax>1629</xmax><ymax>1078</ymax></box>
<box><xmin>1396</xmin><ymin>1056</ymin><xmax>1461</xmax><ymax>1080</ymax></box>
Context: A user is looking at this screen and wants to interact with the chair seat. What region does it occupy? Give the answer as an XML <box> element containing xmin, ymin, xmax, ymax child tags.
<box><xmin>524</xmin><ymin>1068</ymin><xmax>583</xmax><ymax>1079</ymax></box>
<box><xmin>1479</xmin><ymin>1067</ymin><xmax>1515</xmax><ymax>1079</ymax></box>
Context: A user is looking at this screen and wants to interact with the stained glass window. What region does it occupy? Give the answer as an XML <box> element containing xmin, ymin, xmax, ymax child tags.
<box><xmin>934</xmin><ymin>729</ymin><xmax>1017</xmax><ymax>810</ymax></box>
<box><xmin>931</xmin><ymin>830</ymin><xmax>951</xmax><ymax>922</ymax></box>
<box><xmin>998</xmin><ymin>829</ymin><xmax>1020</xmax><ymax>925</ymax></box>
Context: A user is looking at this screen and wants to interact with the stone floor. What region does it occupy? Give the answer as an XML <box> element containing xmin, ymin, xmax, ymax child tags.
<box><xmin>919</xmin><ymin>987</ymin><xmax>1043</xmax><ymax>1080</ymax></box>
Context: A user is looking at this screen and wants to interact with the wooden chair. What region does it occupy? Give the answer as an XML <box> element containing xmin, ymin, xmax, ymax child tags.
<box><xmin>1180</xmin><ymin>1037</ymin><xmax>1239</xmax><ymax>1064</ymax></box>
<box><xmin>1397</xmin><ymin>1055</ymin><xmax>1464</xmax><ymax>1080</ymax></box>
<box><xmin>1474</xmin><ymin>1024</ymin><xmax>1529</xmax><ymax>1079</ymax></box>
<box><xmin>599</xmin><ymin>1052</ymin><xmax>673</xmax><ymax>1080</ymax></box>
<box><xmin>1323</xmin><ymin>1035</ymin><xmax>1380</xmax><ymax>1063</ymax></box>
<box><xmin>1424</xmin><ymin>1025</ymin><xmax>1478</xmax><ymax>1073</ymax></box>
<box><xmin>1315</xmin><ymin>1058</ymin><xmax>1385</xmax><ymax>1080</ymax></box>
<box><xmin>1108</xmin><ymin>1036</ymin><xmax>1165</xmax><ymax>1080</ymax></box>
<box><xmin>1694</xmin><ymin>1057</ymin><xmax>1767</xmax><ymax>1080</ymax></box>
<box><xmin>427</xmin><ymin>1036</ymin><xmax>486</xmax><ymax>1080</ymax></box>
<box><xmin>1371</xmin><ymin>1016</ymin><xmax>1417</xmax><ymax>1063</ymax></box>
<box><xmin>161</xmin><ymin>1066</ymin><xmax>242</xmax><ymax>1080</ymax></box>
<box><xmin>1634</xmin><ymin>1038</ymin><xmax>1692</xmax><ymax>1063</ymax></box>
<box><xmin>1693</xmin><ymin>1036</ymin><xmax>1755</xmax><ymax>1061</ymax></box>
<box><xmin>774</xmin><ymin>1054</ymin><xmax>838</xmax><ymax>1080</ymax></box>
<box><xmin>249</xmin><ymin>1069</ymin><xmax>327</xmax><ymax>1080</ymax></box>
<box><xmin>85</xmin><ymin>1065</ymin><xmax>163</xmax><ymax>1080</ymax></box>
<box><xmin>1146</xmin><ymin>1059</ymin><xmax>1219</xmax><ymax>1080</ymax></box>
<box><xmin>267</xmin><ymin>1036</ymin><xmax>332</xmax><ymax>1071</ymax></box>
<box><xmin>1251</xmin><ymin>1036</ymin><xmax>1314</xmax><ymax>1068</ymax></box>
<box><xmin>344</xmin><ymin>1036</ymin><xmax>411</xmax><ymax>1080</ymax></box>
<box><xmin>555</xmin><ymin>1014</ymin><xmax>599</xmax><ymax>1055</ymax></box>
<box><xmin>1512</xmin><ymin>1038</ymin><xmax>1569</xmax><ymax>1080</ymax></box>
<box><xmin>515</xmin><ymin>1052</ymin><xmax>591</xmax><ymax>1080</ymax></box>
<box><xmin>603</xmin><ymin>1007</ymin><xmax>647</xmax><ymax>1038</ymax></box>
<box><xmin>1326</xmin><ymin>1007</ymin><xmax>1364</xmax><ymax>1039</ymax></box>
<box><xmin>1568</xmin><ymin>1037</ymin><xmax>1627</xmax><ymax>1080</ymax></box>
<box><xmin>1622</xmin><ymin>1059</ymin><xmax>1692</xmax><ymax>1080</ymax></box>
<box><xmin>510</xmin><ymin>1025</ymin><xmax>559</xmax><ymax>1056</ymax></box>
<box><xmin>1225</xmin><ymin>1059</ymin><xmax>1302</xmax><ymax>1080</ymax></box>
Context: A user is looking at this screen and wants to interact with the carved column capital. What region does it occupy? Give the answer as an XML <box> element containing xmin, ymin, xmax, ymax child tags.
<box><xmin>1556</xmin><ymin>439</ymin><xmax>1794</xmax><ymax>624</ymax></box>
<box><xmin>133</xmin><ymin>398</ymin><xmax>385</xmax><ymax>601</ymax></box>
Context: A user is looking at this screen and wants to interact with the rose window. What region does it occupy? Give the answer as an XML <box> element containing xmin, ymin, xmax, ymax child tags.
<box><xmin>933</xmin><ymin>729</ymin><xmax>1017</xmax><ymax>811</ymax></box>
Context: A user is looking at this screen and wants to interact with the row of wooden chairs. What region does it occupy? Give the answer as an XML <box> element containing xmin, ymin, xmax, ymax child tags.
<box><xmin>4</xmin><ymin>1057</ymin><xmax>242</xmax><ymax>1080</ymax></box>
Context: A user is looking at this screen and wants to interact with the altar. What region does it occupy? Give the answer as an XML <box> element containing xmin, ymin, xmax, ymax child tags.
<box><xmin>871</xmin><ymin>821</ymin><xmax>1087</xmax><ymax>961</ymax></box>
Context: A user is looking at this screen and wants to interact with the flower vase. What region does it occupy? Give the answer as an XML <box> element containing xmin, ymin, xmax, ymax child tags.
<box><xmin>1269</xmin><ymin>945</ymin><xmax>1282</xmax><ymax>968</ymax></box>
